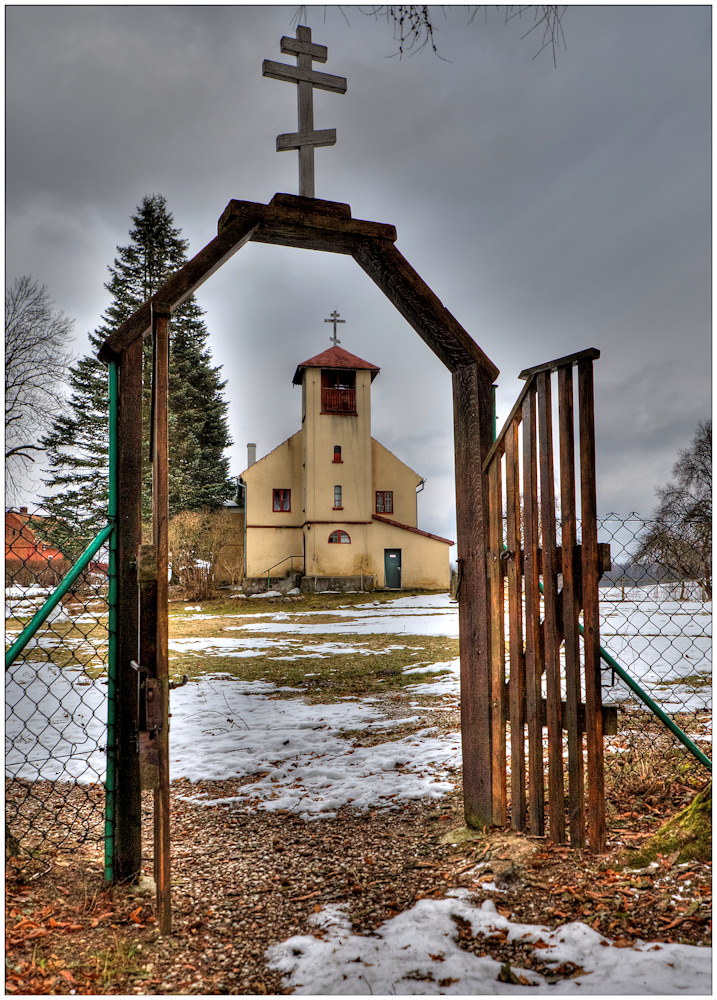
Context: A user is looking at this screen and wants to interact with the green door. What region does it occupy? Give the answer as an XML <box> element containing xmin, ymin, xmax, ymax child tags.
<box><xmin>384</xmin><ymin>549</ymin><xmax>402</xmax><ymax>589</ymax></box>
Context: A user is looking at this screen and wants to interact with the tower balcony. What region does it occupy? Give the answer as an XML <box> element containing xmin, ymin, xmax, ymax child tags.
<box><xmin>321</xmin><ymin>387</ymin><xmax>357</xmax><ymax>414</ymax></box>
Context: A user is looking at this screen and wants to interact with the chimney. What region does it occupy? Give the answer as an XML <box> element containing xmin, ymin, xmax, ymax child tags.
<box><xmin>20</xmin><ymin>507</ymin><xmax>28</xmax><ymax>515</ymax></box>
<box><xmin>247</xmin><ymin>443</ymin><xmax>256</xmax><ymax>468</ymax></box>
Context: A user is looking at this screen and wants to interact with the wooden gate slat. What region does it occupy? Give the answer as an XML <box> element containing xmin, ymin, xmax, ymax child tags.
<box><xmin>558</xmin><ymin>365</ymin><xmax>585</xmax><ymax>848</ymax></box>
<box><xmin>536</xmin><ymin>371</ymin><xmax>566</xmax><ymax>844</ymax></box>
<box><xmin>521</xmin><ymin>386</ymin><xmax>544</xmax><ymax>835</ymax></box>
<box><xmin>578</xmin><ymin>359</ymin><xmax>607</xmax><ymax>852</ymax></box>
<box><xmin>505</xmin><ymin>419</ymin><xmax>526</xmax><ymax>829</ymax></box>
<box><xmin>488</xmin><ymin>458</ymin><xmax>506</xmax><ymax>826</ymax></box>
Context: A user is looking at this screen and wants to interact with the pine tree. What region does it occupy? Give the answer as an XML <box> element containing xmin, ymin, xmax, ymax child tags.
<box><xmin>41</xmin><ymin>195</ymin><xmax>233</xmax><ymax>557</ymax></box>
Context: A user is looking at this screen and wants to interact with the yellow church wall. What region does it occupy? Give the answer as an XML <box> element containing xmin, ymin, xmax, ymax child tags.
<box><xmin>370</xmin><ymin>518</ymin><xmax>451</xmax><ymax>590</ymax></box>
<box><xmin>371</xmin><ymin>439</ymin><xmax>422</xmax><ymax>526</ymax></box>
<box><xmin>303</xmin><ymin>522</ymin><xmax>372</xmax><ymax>579</ymax></box>
<box><xmin>242</xmin><ymin>431</ymin><xmax>303</xmax><ymax>577</ymax></box>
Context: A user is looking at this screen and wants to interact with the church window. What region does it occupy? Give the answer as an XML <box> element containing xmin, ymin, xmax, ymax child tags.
<box><xmin>328</xmin><ymin>529</ymin><xmax>351</xmax><ymax>544</ymax></box>
<box><xmin>273</xmin><ymin>489</ymin><xmax>291</xmax><ymax>512</ymax></box>
<box><xmin>333</xmin><ymin>485</ymin><xmax>342</xmax><ymax>509</ymax></box>
<box><xmin>333</xmin><ymin>445</ymin><xmax>342</xmax><ymax>463</ymax></box>
<box><xmin>376</xmin><ymin>491</ymin><xmax>393</xmax><ymax>514</ymax></box>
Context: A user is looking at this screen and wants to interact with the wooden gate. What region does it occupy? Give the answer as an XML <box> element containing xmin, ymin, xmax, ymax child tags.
<box><xmin>483</xmin><ymin>348</ymin><xmax>611</xmax><ymax>851</ymax></box>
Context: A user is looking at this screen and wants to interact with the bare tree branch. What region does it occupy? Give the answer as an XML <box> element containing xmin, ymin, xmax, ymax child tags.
<box><xmin>5</xmin><ymin>275</ymin><xmax>74</xmax><ymax>494</ymax></box>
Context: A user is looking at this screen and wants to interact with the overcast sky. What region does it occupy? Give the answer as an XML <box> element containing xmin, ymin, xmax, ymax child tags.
<box><xmin>6</xmin><ymin>5</ymin><xmax>711</xmax><ymax>543</ymax></box>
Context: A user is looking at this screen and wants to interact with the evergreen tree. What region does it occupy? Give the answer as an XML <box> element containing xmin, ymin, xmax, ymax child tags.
<box><xmin>41</xmin><ymin>195</ymin><xmax>233</xmax><ymax>557</ymax></box>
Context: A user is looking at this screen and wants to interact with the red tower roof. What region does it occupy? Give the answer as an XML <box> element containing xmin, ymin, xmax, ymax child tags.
<box><xmin>292</xmin><ymin>345</ymin><xmax>380</xmax><ymax>385</ymax></box>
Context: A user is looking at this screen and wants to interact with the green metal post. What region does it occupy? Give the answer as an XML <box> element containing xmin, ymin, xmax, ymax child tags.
<box><xmin>105</xmin><ymin>360</ymin><xmax>119</xmax><ymax>882</ymax></box>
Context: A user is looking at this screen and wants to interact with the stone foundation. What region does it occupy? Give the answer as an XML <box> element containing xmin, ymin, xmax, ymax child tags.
<box><xmin>241</xmin><ymin>573</ymin><xmax>302</xmax><ymax>596</ymax></box>
<box><xmin>300</xmin><ymin>575</ymin><xmax>375</xmax><ymax>594</ymax></box>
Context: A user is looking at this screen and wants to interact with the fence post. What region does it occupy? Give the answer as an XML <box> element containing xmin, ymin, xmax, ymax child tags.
<box><xmin>114</xmin><ymin>340</ymin><xmax>143</xmax><ymax>881</ymax></box>
<box><xmin>105</xmin><ymin>360</ymin><xmax>118</xmax><ymax>883</ymax></box>
<box><xmin>453</xmin><ymin>362</ymin><xmax>494</xmax><ymax>829</ymax></box>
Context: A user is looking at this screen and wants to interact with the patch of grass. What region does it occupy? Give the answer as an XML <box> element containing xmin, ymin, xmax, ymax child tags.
<box><xmin>170</xmin><ymin>632</ymin><xmax>457</xmax><ymax>702</ymax></box>
<box><xmin>653</xmin><ymin>673</ymin><xmax>712</xmax><ymax>689</ymax></box>
<box><xmin>169</xmin><ymin>588</ymin><xmax>443</xmax><ymax>619</ymax></box>
<box><xmin>91</xmin><ymin>933</ymin><xmax>146</xmax><ymax>986</ymax></box>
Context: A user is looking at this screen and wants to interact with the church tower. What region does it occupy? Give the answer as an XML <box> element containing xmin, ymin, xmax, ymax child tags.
<box><xmin>292</xmin><ymin>345</ymin><xmax>380</xmax><ymax>583</ymax></box>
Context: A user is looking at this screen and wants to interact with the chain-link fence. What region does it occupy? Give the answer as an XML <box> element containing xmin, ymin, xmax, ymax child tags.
<box><xmin>598</xmin><ymin>513</ymin><xmax>711</xmax><ymax>781</ymax></box>
<box><xmin>5</xmin><ymin>505</ymin><xmax>110</xmax><ymax>875</ymax></box>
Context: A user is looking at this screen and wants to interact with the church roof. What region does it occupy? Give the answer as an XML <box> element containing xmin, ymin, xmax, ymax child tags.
<box><xmin>292</xmin><ymin>345</ymin><xmax>380</xmax><ymax>385</ymax></box>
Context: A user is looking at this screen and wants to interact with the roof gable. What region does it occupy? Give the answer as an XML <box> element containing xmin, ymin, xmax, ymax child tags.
<box><xmin>292</xmin><ymin>345</ymin><xmax>380</xmax><ymax>385</ymax></box>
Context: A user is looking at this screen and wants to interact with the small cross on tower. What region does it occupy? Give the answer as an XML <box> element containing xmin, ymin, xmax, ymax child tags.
<box><xmin>263</xmin><ymin>25</ymin><xmax>347</xmax><ymax>199</ymax></box>
<box><xmin>325</xmin><ymin>310</ymin><xmax>345</xmax><ymax>346</ymax></box>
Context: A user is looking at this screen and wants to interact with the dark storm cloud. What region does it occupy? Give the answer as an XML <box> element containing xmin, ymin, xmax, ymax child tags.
<box><xmin>6</xmin><ymin>5</ymin><xmax>710</xmax><ymax>538</ymax></box>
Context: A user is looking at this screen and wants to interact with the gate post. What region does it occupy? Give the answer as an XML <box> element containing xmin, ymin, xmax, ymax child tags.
<box><xmin>114</xmin><ymin>340</ymin><xmax>143</xmax><ymax>881</ymax></box>
<box><xmin>453</xmin><ymin>362</ymin><xmax>494</xmax><ymax>829</ymax></box>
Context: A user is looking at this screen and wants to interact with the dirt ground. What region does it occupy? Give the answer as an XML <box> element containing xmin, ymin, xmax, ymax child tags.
<box><xmin>5</xmin><ymin>764</ymin><xmax>711</xmax><ymax>996</ymax></box>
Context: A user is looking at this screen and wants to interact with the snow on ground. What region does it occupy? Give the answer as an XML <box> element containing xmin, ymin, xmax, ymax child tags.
<box><xmin>6</xmin><ymin>590</ymin><xmax>713</xmax><ymax>992</ymax></box>
<box><xmin>267</xmin><ymin>893</ymin><xmax>711</xmax><ymax>995</ymax></box>
<box><xmin>171</xmin><ymin>675</ymin><xmax>458</xmax><ymax>817</ymax></box>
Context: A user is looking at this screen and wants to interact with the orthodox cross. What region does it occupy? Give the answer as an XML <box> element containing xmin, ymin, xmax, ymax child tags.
<box><xmin>325</xmin><ymin>309</ymin><xmax>345</xmax><ymax>346</ymax></box>
<box><xmin>262</xmin><ymin>25</ymin><xmax>347</xmax><ymax>199</ymax></box>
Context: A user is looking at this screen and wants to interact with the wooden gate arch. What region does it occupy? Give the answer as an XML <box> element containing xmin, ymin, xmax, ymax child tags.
<box><xmin>98</xmin><ymin>193</ymin><xmax>606</xmax><ymax>932</ymax></box>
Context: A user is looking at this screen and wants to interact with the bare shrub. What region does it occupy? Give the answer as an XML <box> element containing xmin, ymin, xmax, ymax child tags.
<box><xmin>169</xmin><ymin>509</ymin><xmax>242</xmax><ymax>599</ymax></box>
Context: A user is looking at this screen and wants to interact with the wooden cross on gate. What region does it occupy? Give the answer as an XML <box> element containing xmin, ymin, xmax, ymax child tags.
<box><xmin>262</xmin><ymin>25</ymin><xmax>347</xmax><ymax>199</ymax></box>
<box><xmin>325</xmin><ymin>309</ymin><xmax>345</xmax><ymax>346</ymax></box>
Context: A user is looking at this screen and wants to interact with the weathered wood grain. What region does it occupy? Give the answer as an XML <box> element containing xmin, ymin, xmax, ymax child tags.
<box><xmin>488</xmin><ymin>458</ymin><xmax>506</xmax><ymax>826</ymax></box>
<box><xmin>453</xmin><ymin>363</ymin><xmax>494</xmax><ymax>829</ymax></box>
<box><xmin>579</xmin><ymin>359</ymin><xmax>607</xmax><ymax>852</ymax></box>
<box><xmin>522</xmin><ymin>387</ymin><xmax>544</xmax><ymax>836</ymax></box>
<box><xmin>353</xmin><ymin>239</ymin><xmax>499</xmax><ymax>378</ymax></box>
<box><xmin>114</xmin><ymin>340</ymin><xmax>142</xmax><ymax>882</ymax></box>
<box><xmin>537</xmin><ymin>370</ymin><xmax>566</xmax><ymax>844</ymax></box>
<box><xmin>505</xmin><ymin>419</ymin><xmax>526</xmax><ymax>830</ymax></box>
<box><xmin>152</xmin><ymin>305</ymin><xmax>172</xmax><ymax>933</ymax></box>
<box><xmin>558</xmin><ymin>364</ymin><xmax>585</xmax><ymax>848</ymax></box>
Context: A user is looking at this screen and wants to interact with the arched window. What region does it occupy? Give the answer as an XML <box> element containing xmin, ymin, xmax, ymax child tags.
<box><xmin>328</xmin><ymin>529</ymin><xmax>351</xmax><ymax>544</ymax></box>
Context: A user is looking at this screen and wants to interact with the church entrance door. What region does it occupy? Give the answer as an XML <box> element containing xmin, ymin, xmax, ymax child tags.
<box><xmin>384</xmin><ymin>548</ymin><xmax>401</xmax><ymax>589</ymax></box>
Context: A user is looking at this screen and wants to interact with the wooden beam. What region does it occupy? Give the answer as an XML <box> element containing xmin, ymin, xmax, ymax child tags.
<box><xmin>453</xmin><ymin>362</ymin><xmax>494</xmax><ymax>829</ymax></box>
<box><xmin>353</xmin><ymin>239</ymin><xmax>499</xmax><ymax>378</ymax></box>
<box><xmin>519</xmin><ymin>348</ymin><xmax>600</xmax><ymax>380</ymax></box>
<box><xmin>113</xmin><ymin>340</ymin><xmax>142</xmax><ymax>882</ymax></box>
<box><xmin>152</xmin><ymin>305</ymin><xmax>172</xmax><ymax>934</ymax></box>
<box><xmin>98</xmin><ymin>208</ymin><xmax>263</xmax><ymax>362</ymax></box>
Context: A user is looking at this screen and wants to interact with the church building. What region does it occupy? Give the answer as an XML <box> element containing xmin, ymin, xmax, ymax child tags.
<box><xmin>240</xmin><ymin>340</ymin><xmax>453</xmax><ymax>592</ymax></box>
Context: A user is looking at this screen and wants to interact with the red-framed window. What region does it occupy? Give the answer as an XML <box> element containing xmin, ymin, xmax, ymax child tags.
<box><xmin>333</xmin><ymin>445</ymin><xmax>342</xmax><ymax>463</ymax></box>
<box><xmin>333</xmin><ymin>485</ymin><xmax>342</xmax><ymax>509</ymax></box>
<box><xmin>375</xmin><ymin>491</ymin><xmax>393</xmax><ymax>514</ymax></box>
<box><xmin>328</xmin><ymin>529</ymin><xmax>351</xmax><ymax>544</ymax></box>
<box><xmin>272</xmin><ymin>488</ymin><xmax>291</xmax><ymax>512</ymax></box>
